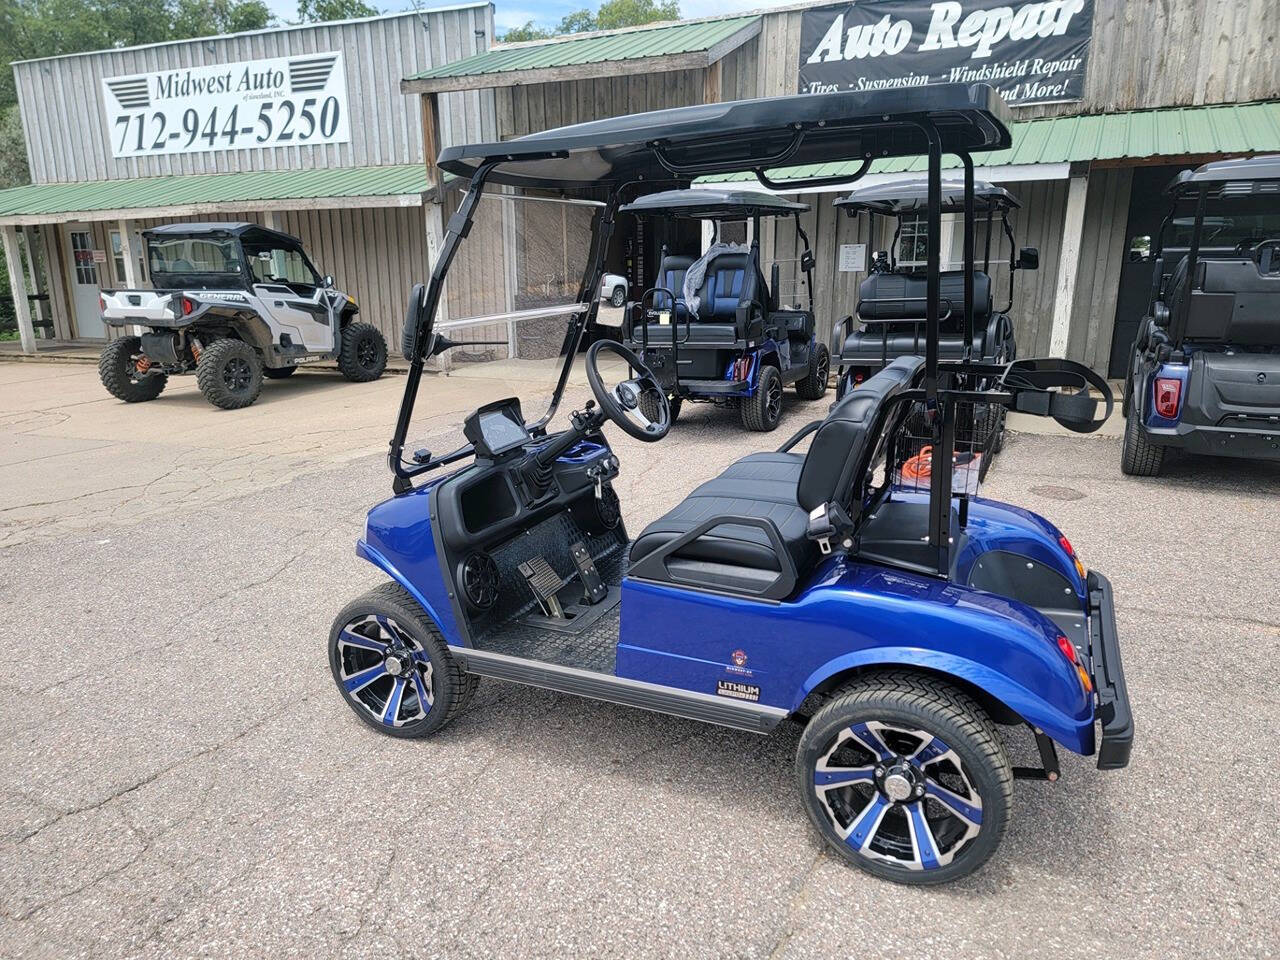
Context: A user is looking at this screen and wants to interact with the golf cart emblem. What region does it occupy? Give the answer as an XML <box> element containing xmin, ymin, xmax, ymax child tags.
<box><xmin>731</xmin><ymin>649</ymin><xmax>747</xmax><ymax>667</ymax></box>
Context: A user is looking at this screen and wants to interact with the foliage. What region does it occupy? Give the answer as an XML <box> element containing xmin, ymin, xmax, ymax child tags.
<box><xmin>499</xmin><ymin>0</ymin><xmax>679</xmax><ymax>42</ymax></box>
<box><xmin>296</xmin><ymin>0</ymin><xmax>379</xmax><ymax>24</ymax></box>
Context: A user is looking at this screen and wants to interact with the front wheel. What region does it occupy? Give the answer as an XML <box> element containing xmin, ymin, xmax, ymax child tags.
<box><xmin>98</xmin><ymin>336</ymin><xmax>167</xmax><ymax>403</ymax></box>
<box><xmin>796</xmin><ymin>671</ymin><xmax>1012</xmax><ymax>885</ymax></box>
<box><xmin>338</xmin><ymin>322</ymin><xmax>388</xmax><ymax>382</ymax></box>
<box><xmin>742</xmin><ymin>363</ymin><xmax>783</xmax><ymax>432</ymax></box>
<box><xmin>609</xmin><ymin>285</ymin><xmax>626</xmax><ymax>308</ymax></box>
<box><xmin>329</xmin><ymin>583</ymin><xmax>474</xmax><ymax>738</ymax></box>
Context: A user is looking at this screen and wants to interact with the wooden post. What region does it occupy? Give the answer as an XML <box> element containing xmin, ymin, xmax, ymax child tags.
<box><xmin>421</xmin><ymin>92</ymin><xmax>450</xmax><ymax>372</ymax></box>
<box><xmin>703</xmin><ymin>59</ymin><xmax>722</xmax><ymax>105</ymax></box>
<box><xmin>2</xmin><ymin>224</ymin><xmax>36</xmax><ymax>354</ymax></box>
<box><xmin>21</xmin><ymin>228</ymin><xmax>44</xmax><ymax>332</ymax></box>
<box><xmin>117</xmin><ymin>219</ymin><xmax>145</xmax><ymax>336</ymax></box>
<box><xmin>1049</xmin><ymin>166</ymin><xmax>1090</xmax><ymax>358</ymax></box>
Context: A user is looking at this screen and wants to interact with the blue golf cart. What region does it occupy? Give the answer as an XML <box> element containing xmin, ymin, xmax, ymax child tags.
<box><xmin>1121</xmin><ymin>155</ymin><xmax>1280</xmax><ymax>475</ymax></box>
<box><xmin>329</xmin><ymin>84</ymin><xmax>1133</xmax><ymax>885</ymax></box>
<box><xmin>619</xmin><ymin>189</ymin><xmax>830</xmax><ymax>431</ymax></box>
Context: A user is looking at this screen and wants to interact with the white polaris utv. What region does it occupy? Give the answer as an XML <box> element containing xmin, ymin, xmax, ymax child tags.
<box><xmin>98</xmin><ymin>222</ymin><xmax>388</xmax><ymax>409</ymax></box>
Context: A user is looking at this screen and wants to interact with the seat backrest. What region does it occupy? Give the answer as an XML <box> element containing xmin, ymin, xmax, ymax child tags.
<box><xmin>796</xmin><ymin>355</ymin><xmax>924</xmax><ymax>512</ymax></box>
<box><xmin>858</xmin><ymin>270</ymin><xmax>992</xmax><ymax>327</ymax></box>
<box><xmin>1187</xmin><ymin>257</ymin><xmax>1280</xmax><ymax>346</ymax></box>
<box><xmin>698</xmin><ymin>252</ymin><xmax>759</xmax><ymax>320</ymax></box>
<box><xmin>654</xmin><ymin>254</ymin><xmax>693</xmax><ymax>310</ymax></box>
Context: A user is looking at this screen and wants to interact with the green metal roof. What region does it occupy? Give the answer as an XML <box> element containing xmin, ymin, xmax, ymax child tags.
<box><xmin>406</xmin><ymin>16</ymin><xmax>759</xmax><ymax>84</ymax></box>
<box><xmin>0</xmin><ymin>164</ymin><xmax>429</xmax><ymax>223</ymax></box>
<box><xmin>705</xmin><ymin>100</ymin><xmax>1280</xmax><ymax>184</ymax></box>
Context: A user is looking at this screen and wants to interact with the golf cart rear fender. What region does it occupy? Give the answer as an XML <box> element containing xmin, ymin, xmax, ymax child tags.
<box><xmin>741</xmin><ymin>340</ymin><xmax>781</xmax><ymax>393</ymax></box>
<box><xmin>356</xmin><ymin>482</ymin><xmax>463</xmax><ymax>646</ymax></box>
<box><xmin>952</xmin><ymin>495</ymin><xmax>1088</xmax><ymax>606</ymax></box>
<box><xmin>796</xmin><ymin>572</ymin><xmax>1094</xmax><ymax>754</ymax></box>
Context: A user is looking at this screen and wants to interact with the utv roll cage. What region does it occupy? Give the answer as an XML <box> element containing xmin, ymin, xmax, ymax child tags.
<box><xmin>393</xmin><ymin>84</ymin><xmax>1106</xmax><ymax>577</ymax></box>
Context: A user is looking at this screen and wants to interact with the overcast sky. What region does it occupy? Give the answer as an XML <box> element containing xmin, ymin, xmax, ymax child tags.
<box><xmin>265</xmin><ymin>0</ymin><xmax>798</xmax><ymax>36</ymax></box>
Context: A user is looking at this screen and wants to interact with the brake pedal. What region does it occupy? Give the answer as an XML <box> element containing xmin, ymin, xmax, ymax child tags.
<box><xmin>569</xmin><ymin>541</ymin><xmax>607</xmax><ymax>605</ymax></box>
<box><xmin>518</xmin><ymin>556</ymin><xmax>565</xmax><ymax>618</ymax></box>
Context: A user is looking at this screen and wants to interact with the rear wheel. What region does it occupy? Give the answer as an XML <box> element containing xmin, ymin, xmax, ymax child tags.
<box><xmin>742</xmin><ymin>363</ymin><xmax>783</xmax><ymax>431</ymax></box>
<box><xmin>263</xmin><ymin>365</ymin><xmax>297</xmax><ymax>379</ymax></box>
<box><xmin>195</xmin><ymin>338</ymin><xmax>262</xmax><ymax>409</ymax></box>
<box><xmin>639</xmin><ymin>391</ymin><xmax>681</xmax><ymax>426</ymax></box>
<box><xmin>796</xmin><ymin>343</ymin><xmax>830</xmax><ymax>400</ymax></box>
<box><xmin>1121</xmin><ymin>408</ymin><xmax>1166</xmax><ymax>476</ymax></box>
<box><xmin>796</xmin><ymin>671</ymin><xmax>1012</xmax><ymax>885</ymax></box>
<box><xmin>338</xmin><ymin>322</ymin><xmax>387</xmax><ymax>382</ymax></box>
<box><xmin>329</xmin><ymin>583</ymin><xmax>473</xmax><ymax>738</ymax></box>
<box><xmin>98</xmin><ymin>336</ymin><xmax>167</xmax><ymax>403</ymax></box>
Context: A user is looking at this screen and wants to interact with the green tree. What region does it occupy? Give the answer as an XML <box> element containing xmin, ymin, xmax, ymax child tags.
<box><xmin>174</xmin><ymin>0</ymin><xmax>271</xmax><ymax>36</ymax></box>
<box><xmin>499</xmin><ymin>0</ymin><xmax>678</xmax><ymax>42</ymax></box>
<box><xmin>556</xmin><ymin>9</ymin><xmax>596</xmax><ymax>34</ymax></box>
<box><xmin>499</xmin><ymin>21</ymin><xmax>551</xmax><ymax>43</ymax></box>
<box><xmin>296</xmin><ymin>0</ymin><xmax>378</xmax><ymax>23</ymax></box>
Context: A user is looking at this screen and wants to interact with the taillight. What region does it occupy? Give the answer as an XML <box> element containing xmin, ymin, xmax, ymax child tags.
<box><xmin>98</xmin><ymin>294</ymin><xmax>106</xmax><ymax>313</ymax></box>
<box><xmin>1056</xmin><ymin>635</ymin><xmax>1094</xmax><ymax>694</ymax></box>
<box><xmin>179</xmin><ymin>296</ymin><xmax>195</xmax><ymax>316</ymax></box>
<box><xmin>1059</xmin><ymin>534</ymin><xmax>1086</xmax><ymax>578</ymax></box>
<box><xmin>1154</xmin><ymin>377</ymin><xmax>1182</xmax><ymax>418</ymax></box>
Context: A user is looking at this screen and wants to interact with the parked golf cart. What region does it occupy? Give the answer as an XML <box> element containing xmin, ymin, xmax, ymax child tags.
<box><xmin>329</xmin><ymin>84</ymin><xmax>1132</xmax><ymax>885</ymax></box>
<box><xmin>98</xmin><ymin>222</ymin><xmax>387</xmax><ymax>409</ymax></box>
<box><xmin>832</xmin><ymin>179</ymin><xmax>1037</xmax><ymax>453</ymax></box>
<box><xmin>619</xmin><ymin>189</ymin><xmax>829</xmax><ymax>431</ymax></box>
<box><xmin>1121</xmin><ymin>155</ymin><xmax>1280</xmax><ymax>475</ymax></box>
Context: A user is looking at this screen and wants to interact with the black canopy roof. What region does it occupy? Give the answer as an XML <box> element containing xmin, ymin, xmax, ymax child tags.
<box><xmin>144</xmin><ymin>222</ymin><xmax>303</xmax><ymax>247</ymax></box>
<box><xmin>620</xmin><ymin>188</ymin><xmax>807</xmax><ymax>218</ymax></box>
<box><xmin>1166</xmin><ymin>155</ymin><xmax>1280</xmax><ymax>199</ymax></box>
<box><xmin>438</xmin><ymin>84</ymin><xmax>1012</xmax><ymax>191</ymax></box>
<box><xmin>834</xmin><ymin>177</ymin><xmax>1019</xmax><ymax>214</ymax></box>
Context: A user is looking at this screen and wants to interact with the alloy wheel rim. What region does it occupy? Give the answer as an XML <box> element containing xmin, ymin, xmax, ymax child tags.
<box><xmin>357</xmin><ymin>335</ymin><xmax>379</xmax><ymax>368</ymax></box>
<box><xmin>766</xmin><ymin>376</ymin><xmax>782</xmax><ymax>420</ymax></box>
<box><xmin>812</xmin><ymin>721</ymin><xmax>983</xmax><ymax>871</ymax></box>
<box><xmin>223</xmin><ymin>357</ymin><xmax>251</xmax><ymax>391</ymax></box>
<box><xmin>336</xmin><ymin>614</ymin><xmax>434</xmax><ymax>727</ymax></box>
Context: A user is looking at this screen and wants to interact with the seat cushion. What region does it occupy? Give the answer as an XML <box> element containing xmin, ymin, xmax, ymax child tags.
<box><xmin>629</xmin><ymin>452</ymin><xmax>813</xmax><ymax>573</ymax></box>
<box><xmin>859</xmin><ymin>270</ymin><xmax>992</xmax><ymax>323</ymax></box>
<box><xmin>628</xmin><ymin>322</ymin><xmax>738</xmax><ymax>345</ymax></box>
<box><xmin>842</xmin><ymin>328</ymin><xmax>989</xmax><ymax>360</ymax></box>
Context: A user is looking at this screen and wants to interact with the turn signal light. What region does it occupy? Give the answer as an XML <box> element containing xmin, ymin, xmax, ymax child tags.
<box><xmin>1056</xmin><ymin>635</ymin><xmax>1094</xmax><ymax>695</ymax></box>
<box><xmin>1154</xmin><ymin>377</ymin><xmax>1182</xmax><ymax>418</ymax></box>
<box><xmin>1059</xmin><ymin>535</ymin><xmax>1086</xmax><ymax>579</ymax></box>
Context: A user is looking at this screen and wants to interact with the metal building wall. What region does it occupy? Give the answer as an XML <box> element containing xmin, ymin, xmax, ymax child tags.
<box><xmin>13</xmin><ymin>5</ymin><xmax>496</xmax><ymax>184</ymax></box>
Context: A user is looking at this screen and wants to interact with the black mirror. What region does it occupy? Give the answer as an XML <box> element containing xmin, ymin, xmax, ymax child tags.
<box><xmin>321</xmin><ymin>274</ymin><xmax>334</xmax><ymax>288</ymax></box>
<box><xmin>1016</xmin><ymin>247</ymin><xmax>1039</xmax><ymax>270</ymax></box>
<box><xmin>800</xmin><ymin>250</ymin><xmax>816</xmax><ymax>273</ymax></box>
<box><xmin>401</xmin><ymin>283</ymin><xmax>435</xmax><ymax>361</ymax></box>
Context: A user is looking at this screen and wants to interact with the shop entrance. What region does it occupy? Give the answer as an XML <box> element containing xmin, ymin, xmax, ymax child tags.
<box><xmin>65</xmin><ymin>224</ymin><xmax>106</xmax><ymax>339</ymax></box>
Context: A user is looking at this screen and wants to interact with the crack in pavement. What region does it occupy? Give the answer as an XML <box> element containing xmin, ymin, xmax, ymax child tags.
<box><xmin>766</xmin><ymin>848</ymin><xmax>825</xmax><ymax>960</ymax></box>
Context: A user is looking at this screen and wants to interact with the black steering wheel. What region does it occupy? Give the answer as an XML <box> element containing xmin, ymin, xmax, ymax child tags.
<box><xmin>585</xmin><ymin>340</ymin><xmax>671</xmax><ymax>442</ymax></box>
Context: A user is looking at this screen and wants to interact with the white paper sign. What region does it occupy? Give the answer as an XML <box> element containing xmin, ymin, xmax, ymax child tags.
<box><xmin>102</xmin><ymin>52</ymin><xmax>351</xmax><ymax>158</ymax></box>
<box><xmin>838</xmin><ymin>243</ymin><xmax>867</xmax><ymax>272</ymax></box>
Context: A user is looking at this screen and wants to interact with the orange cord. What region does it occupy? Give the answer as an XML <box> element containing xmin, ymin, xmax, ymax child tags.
<box><xmin>900</xmin><ymin>446</ymin><xmax>933</xmax><ymax>482</ymax></box>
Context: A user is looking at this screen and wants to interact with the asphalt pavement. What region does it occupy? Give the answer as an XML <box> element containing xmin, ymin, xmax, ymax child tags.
<box><xmin>1</xmin><ymin>360</ymin><xmax>1277</xmax><ymax>959</ymax></box>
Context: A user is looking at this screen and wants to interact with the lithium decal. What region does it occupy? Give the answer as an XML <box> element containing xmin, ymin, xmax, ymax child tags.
<box><xmin>717</xmin><ymin>680</ymin><xmax>761</xmax><ymax>703</ymax></box>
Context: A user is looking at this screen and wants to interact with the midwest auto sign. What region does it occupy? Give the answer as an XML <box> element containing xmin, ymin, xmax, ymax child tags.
<box><xmin>102</xmin><ymin>52</ymin><xmax>351</xmax><ymax>158</ymax></box>
<box><xmin>799</xmin><ymin>0</ymin><xmax>1094</xmax><ymax>106</ymax></box>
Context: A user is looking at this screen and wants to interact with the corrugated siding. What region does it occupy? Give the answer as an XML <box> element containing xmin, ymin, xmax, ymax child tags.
<box><xmin>495</xmin><ymin>69</ymin><xmax>706</xmax><ymax>140</ymax></box>
<box><xmin>1065</xmin><ymin>167</ymin><xmax>1133</xmax><ymax>373</ymax></box>
<box><xmin>14</xmin><ymin>7</ymin><xmax>494</xmax><ymax>184</ymax></box>
<box><xmin>408</xmin><ymin>16</ymin><xmax>757</xmax><ymax>80</ymax></box>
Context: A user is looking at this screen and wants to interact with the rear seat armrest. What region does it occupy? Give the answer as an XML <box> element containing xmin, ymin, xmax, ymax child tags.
<box><xmin>628</xmin><ymin>515</ymin><xmax>798</xmax><ymax>601</ymax></box>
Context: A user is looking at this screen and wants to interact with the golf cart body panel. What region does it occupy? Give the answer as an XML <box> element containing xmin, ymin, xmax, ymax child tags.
<box><xmin>1124</xmin><ymin>155</ymin><xmax>1280</xmax><ymax>469</ymax></box>
<box><xmin>332</xmin><ymin>84</ymin><xmax>1132</xmax><ymax>883</ymax></box>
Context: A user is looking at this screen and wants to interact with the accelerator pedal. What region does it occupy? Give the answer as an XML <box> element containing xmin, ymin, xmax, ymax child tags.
<box><xmin>518</xmin><ymin>556</ymin><xmax>566</xmax><ymax>619</ymax></box>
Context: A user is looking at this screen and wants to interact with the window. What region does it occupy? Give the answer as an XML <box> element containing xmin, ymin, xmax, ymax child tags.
<box><xmin>895</xmin><ymin>213</ymin><xmax>959</xmax><ymax>270</ymax></box>
<box><xmin>241</xmin><ymin>241</ymin><xmax>320</xmax><ymax>288</ymax></box>
<box><xmin>110</xmin><ymin>231</ymin><xmax>146</xmax><ymax>285</ymax></box>
<box><xmin>70</xmin><ymin>231</ymin><xmax>98</xmax><ymax>285</ymax></box>
<box><xmin>148</xmin><ymin>236</ymin><xmax>242</xmax><ymax>279</ymax></box>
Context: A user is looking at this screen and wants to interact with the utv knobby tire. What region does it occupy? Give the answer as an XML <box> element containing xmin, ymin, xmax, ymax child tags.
<box><xmin>98</xmin><ymin>336</ymin><xmax>167</xmax><ymax>403</ymax></box>
<box><xmin>338</xmin><ymin>322</ymin><xmax>388</xmax><ymax>383</ymax></box>
<box><xmin>796</xmin><ymin>670</ymin><xmax>1012</xmax><ymax>885</ymax></box>
<box><xmin>329</xmin><ymin>582</ymin><xmax>473</xmax><ymax>739</ymax></box>
<box><xmin>639</xmin><ymin>391</ymin><xmax>681</xmax><ymax>426</ymax></box>
<box><xmin>1121</xmin><ymin>409</ymin><xmax>1165</xmax><ymax>476</ymax></box>
<box><xmin>742</xmin><ymin>363</ymin><xmax>783</xmax><ymax>432</ymax></box>
<box><xmin>196</xmin><ymin>338</ymin><xmax>263</xmax><ymax>410</ymax></box>
<box><xmin>796</xmin><ymin>343</ymin><xmax>831</xmax><ymax>400</ymax></box>
<box><xmin>263</xmin><ymin>365</ymin><xmax>297</xmax><ymax>379</ymax></box>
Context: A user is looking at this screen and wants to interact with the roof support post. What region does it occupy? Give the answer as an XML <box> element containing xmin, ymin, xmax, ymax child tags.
<box><xmin>117</xmin><ymin>219</ymin><xmax>144</xmax><ymax>336</ymax></box>
<box><xmin>1049</xmin><ymin>165</ymin><xmax>1089</xmax><ymax>358</ymax></box>
<box><xmin>22</xmin><ymin>228</ymin><xmax>45</xmax><ymax>333</ymax></box>
<box><xmin>1</xmin><ymin>224</ymin><xmax>35</xmax><ymax>354</ymax></box>
<box><xmin>420</xmin><ymin>92</ymin><xmax>450</xmax><ymax>372</ymax></box>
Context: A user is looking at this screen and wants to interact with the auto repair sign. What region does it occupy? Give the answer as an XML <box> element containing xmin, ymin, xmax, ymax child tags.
<box><xmin>799</xmin><ymin>0</ymin><xmax>1094</xmax><ymax>105</ymax></box>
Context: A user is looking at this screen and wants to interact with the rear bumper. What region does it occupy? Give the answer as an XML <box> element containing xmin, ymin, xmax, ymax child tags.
<box><xmin>1087</xmin><ymin>570</ymin><xmax>1133</xmax><ymax>770</ymax></box>
<box><xmin>1148</xmin><ymin>421</ymin><xmax>1280</xmax><ymax>461</ymax></box>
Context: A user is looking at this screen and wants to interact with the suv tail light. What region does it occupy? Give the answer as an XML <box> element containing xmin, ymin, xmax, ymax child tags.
<box><xmin>1154</xmin><ymin>377</ymin><xmax>1182</xmax><ymax>418</ymax></box>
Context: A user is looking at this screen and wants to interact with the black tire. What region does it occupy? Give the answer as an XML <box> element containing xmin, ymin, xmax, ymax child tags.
<box><xmin>610</xmin><ymin>285</ymin><xmax>626</xmax><ymax>308</ymax></box>
<box><xmin>329</xmin><ymin>582</ymin><xmax>473</xmax><ymax>739</ymax></box>
<box><xmin>796</xmin><ymin>670</ymin><xmax>1012</xmax><ymax>885</ymax></box>
<box><xmin>742</xmin><ymin>363</ymin><xmax>783</xmax><ymax>432</ymax></box>
<box><xmin>338</xmin><ymin>322</ymin><xmax>388</xmax><ymax>382</ymax></box>
<box><xmin>98</xmin><ymin>336</ymin><xmax>167</xmax><ymax>403</ymax></box>
<box><xmin>639</xmin><ymin>391</ymin><xmax>681</xmax><ymax>426</ymax></box>
<box><xmin>263</xmin><ymin>365</ymin><xmax>297</xmax><ymax>379</ymax></box>
<box><xmin>1121</xmin><ymin>407</ymin><xmax>1166</xmax><ymax>476</ymax></box>
<box><xmin>196</xmin><ymin>338</ymin><xmax>263</xmax><ymax>409</ymax></box>
<box><xmin>795</xmin><ymin>343</ymin><xmax>830</xmax><ymax>400</ymax></box>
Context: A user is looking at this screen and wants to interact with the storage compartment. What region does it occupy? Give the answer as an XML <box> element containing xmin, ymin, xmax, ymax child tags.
<box><xmin>461</xmin><ymin>472</ymin><xmax>518</xmax><ymax>533</ymax></box>
<box><xmin>1189</xmin><ymin>350</ymin><xmax>1280</xmax><ymax>425</ymax></box>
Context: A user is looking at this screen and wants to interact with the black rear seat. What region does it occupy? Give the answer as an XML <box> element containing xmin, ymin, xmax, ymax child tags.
<box><xmin>843</xmin><ymin>270</ymin><xmax>998</xmax><ymax>361</ymax></box>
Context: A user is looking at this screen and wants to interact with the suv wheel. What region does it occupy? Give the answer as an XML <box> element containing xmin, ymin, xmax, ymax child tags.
<box><xmin>1120</xmin><ymin>408</ymin><xmax>1165</xmax><ymax>476</ymax></box>
<box><xmin>98</xmin><ymin>336</ymin><xmax>167</xmax><ymax>403</ymax></box>
<box><xmin>610</xmin><ymin>285</ymin><xmax>626</xmax><ymax>308</ymax></box>
<box><xmin>196</xmin><ymin>338</ymin><xmax>263</xmax><ymax>409</ymax></box>
<box><xmin>338</xmin><ymin>322</ymin><xmax>388</xmax><ymax>382</ymax></box>
<box><xmin>742</xmin><ymin>364</ymin><xmax>783</xmax><ymax>431</ymax></box>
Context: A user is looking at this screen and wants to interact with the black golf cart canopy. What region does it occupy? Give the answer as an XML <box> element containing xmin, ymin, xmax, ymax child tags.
<box><xmin>619</xmin><ymin>188</ymin><xmax>807</xmax><ymax>219</ymax></box>
<box><xmin>834</xmin><ymin>177</ymin><xmax>1019</xmax><ymax>214</ymax></box>
<box><xmin>143</xmin><ymin>221</ymin><xmax>304</xmax><ymax>248</ymax></box>
<box><xmin>1166</xmin><ymin>155</ymin><xmax>1280</xmax><ymax>199</ymax></box>
<box><xmin>437</xmin><ymin>84</ymin><xmax>1012</xmax><ymax>191</ymax></box>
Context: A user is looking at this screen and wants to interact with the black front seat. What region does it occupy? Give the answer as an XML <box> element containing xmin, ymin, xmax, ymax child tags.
<box><xmin>628</xmin><ymin>355</ymin><xmax>924</xmax><ymax>581</ymax></box>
